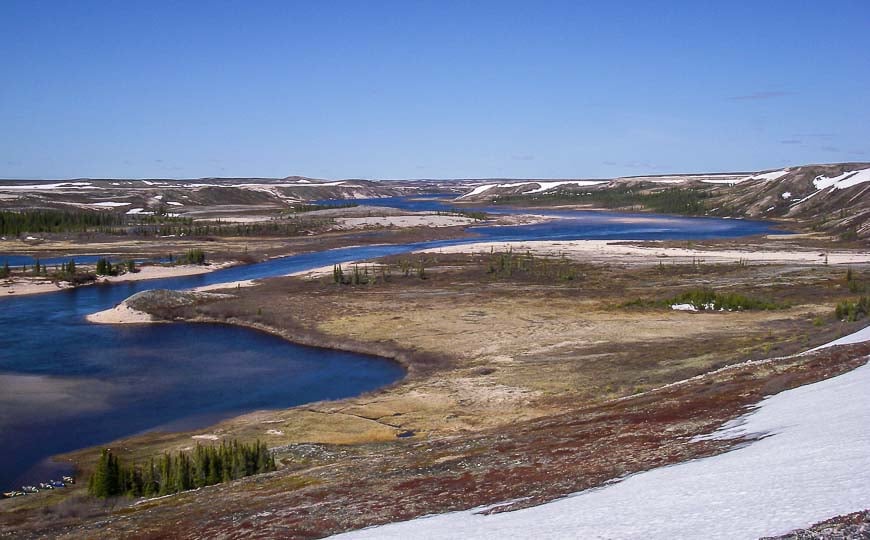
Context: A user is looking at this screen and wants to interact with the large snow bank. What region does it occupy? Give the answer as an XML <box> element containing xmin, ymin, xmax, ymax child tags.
<box><xmin>457</xmin><ymin>184</ymin><xmax>502</xmax><ymax>199</ymax></box>
<box><xmin>740</xmin><ymin>169</ymin><xmax>790</xmax><ymax>183</ymax></box>
<box><xmin>459</xmin><ymin>181</ymin><xmax>606</xmax><ymax>199</ymax></box>
<box><xmin>813</xmin><ymin>168</ymin><xmax>870</xmax><ymax>190</ymax></box>
<box><xmin>0</xmin><ymin>181</ymin><xmax>95</xmax><ymax>190</ymax></box>
<box><xmin>89</xmin><ymin>201</ymin><xmax>131</xmax><ymax>207</ymax></box>
<box><xmin>525</xmin><ymin>181</ymin><xmax>607</xmax><ymax>193</ymax></box>
<box><xmin>334</xmin><ymin>325</ymin><xmax>870</xmax><ymax>540</ymax></box>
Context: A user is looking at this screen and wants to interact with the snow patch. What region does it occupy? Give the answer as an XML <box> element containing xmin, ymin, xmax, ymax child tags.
<box><xmin>781</xmin><ymin>191</ymin><xmax>791</xmax><ymax>199</ymax></box>
<box><xmin>458</xmin><ymin>184</ymin><xmax>499</xmax><ymax>199</ymax></box>
<box><xmin>0</xmin><ymin>181</ymin><xmax>95</xmax><ymax>191</ymax></box>
<box><xmin>166</xmin><ymin>201</ymin><xmax>183</xmax><ymax>206</ymax></box>
<box><xmin>89</xmin><ymin>201</ymin><xmax>132</xmax><ymax>207</ymax></box>
<box><xmin>525</xmin><ymin>181</ymin><xmax>607</xmax><ymax>193</ymax></box>
<box><xmin>813</xmin><ymin>168</ymin><xmax>870</xmax><ymax>190</ymax></box>
<box><xmin>670</xmin><ymin>303</ymin><xmax>697</xmax><ymax>312</ymax></box>
<box><xmin>334</xmin><ymin>325</ymin><xmax>870</xmax><ymax>540</ymax></box>
<box><xmin>741</xmin><ymin>169</ymin><xmax>790</xmax><ymax>183</ymax></box>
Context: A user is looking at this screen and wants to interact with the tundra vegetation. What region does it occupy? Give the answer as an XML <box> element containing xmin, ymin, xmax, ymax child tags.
<box><xmin>3</xmin><ymin>243</ymin><xmax>870</xmax><ymax>537</ymax></box>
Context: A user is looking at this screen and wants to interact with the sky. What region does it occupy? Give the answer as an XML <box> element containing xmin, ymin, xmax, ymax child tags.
<box><xmin>1</xmin><ymin>1</ymin><xmax>869</xmax><ymax>180</ymax></box>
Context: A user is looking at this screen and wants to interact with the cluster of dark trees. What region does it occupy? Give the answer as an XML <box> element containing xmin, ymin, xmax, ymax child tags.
<box><xmin>289</xmin><ymin>202</ymin><xmax>357</xmax><ymax>213</ymax></box>
<box><xmin>0</xmin><ymin>208</ymin><xmax>340</xmax><ymax>239</ymax></box>
<box><xmin>485</xmin><ymin>248</ymin><xmax>577</xmax><ymax>281</ymax></box>
<box><xmin>493</xmin><ymin>187</ymin><xmax>712</xmax><ymax>215</ymax></box>
<box><xmin>435</xmin><ymin>208</ymin><xmax>487</xmax><ymax>220</ymax></box>
<box><xmin>333</xmin><ymin>263</ymin><xmax>393</xmax><ymax>285</ymax></box>
<box><xmin>87</xmin><ymin>440</ymin><xmax>276</xmax><ymax>499</ymax></box>
<box><xmin>0</xmin><ymin>210</ymin><xmax>128</xmax><ymax>235</ymax></box>
<box><xmin>333</xmin><ymin>259</ymin><xmax>429</xmax><ymax>285</ymax></box>
<box><xmin>0</xmin><ymin>209</ymin><xmax>196</xmax><ymax>237</ymax></box>
<box><xmin>178</xmin><ymin>248</ymin><xmax>207</xmax><ymax>265</ymax></box>
<box><xmin>623</xmin><ymin>288</ymin><xmax>782</xmax><ymax>311</ymax></box>
<box><xmin>95</xmin><ymin>258</ymin><xmax>136</xmax><ymax>276</ymax></box>
<box><xmin>136</xmin><ymin>218</ymin><xmax>335</xmax><ymax>238</ymax></box>
<box><xmin>846</xmin><ymin>268</ymin><xmax>867</xmax><ymax>293</ymax></box>
<box><xmin>836</xmin><ymin>296</ymin><xmax>869</xmax><ymax>322</ymax></box>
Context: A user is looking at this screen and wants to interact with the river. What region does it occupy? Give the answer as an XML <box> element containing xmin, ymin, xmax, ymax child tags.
<box><xmin>0</xmin><ymin>197</ymin><xmax>778</xmax><ymax>489</ymax></box>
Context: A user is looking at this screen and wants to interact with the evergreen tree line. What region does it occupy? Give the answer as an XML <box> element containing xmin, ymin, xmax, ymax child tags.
<box><xmin>95</xmin><ymin>258</ymin><xmax>136</xmax><ymax>276</ymax></box>
<box><xmin>0</xmin><ymin>209</ymin><xmax>336</xmax><ymax>238</ymax></box>
<box><xmin>87</xmin><ymin>440</ymin><xmax>276</xmax><ymax>498</ymax></box>
<box><xmin>0</xmin><ymin>209</ymin><xmax>193</xmax><ymax>236</ymax></box>
<box><xmin>492</xmin><ymin>187</ymin><xmax>712</xmax><ymax>215</ymax></box>
<box><xmin>287</xmin><ymin>202</ymin><xmax>358</xmax><ymax>213</ymax></box>
<box><xmin>0</xmin><ymin>209</ymin><xmax>127</xmax><ymax>235</ymax></box>
<box><xmin>130</xmin><ymin>218</ymin><xmax>334</xmax><ymax>238</ymax></box>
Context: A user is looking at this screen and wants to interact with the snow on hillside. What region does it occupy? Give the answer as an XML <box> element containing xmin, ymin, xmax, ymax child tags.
<box><xmin>456</xmin><ymin>183</ymin><xmax>514</xmax><ymax>199</ymax></box>
<box><xmin>334</xmin><ymin>326</ymin><xmax>870</xmax><ymax>540</ymax></box>
<box><xmin>458</xmin><ymin>181</ymin><xmax>607</xmax><ymax>199</ymax></box>
<box><xmin>524</xmin><ymin>181</ymin><xmax>607</xmax><ymax>193</ymax></box>
<box><xmin>0</xmin><ymin>181</ymin><xmax>96</xmax><ymax>190</ymax></box>
<box><xmin>740</xmin><ymin>169</ymin><xmax>790</xmax><ymax>183</ymax></box>
<box><xmin>89</xmin><ymin>201</ymin><xmax>132</xmax><ymax>207</ymax></box>
<box><xmin>813</xmin><ymin>168</ymin><xmax>870</xmax><ymax>190</ymax></box>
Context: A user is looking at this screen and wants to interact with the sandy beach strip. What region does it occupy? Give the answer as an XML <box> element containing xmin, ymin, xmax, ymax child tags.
<box><xmin>0</xmin><ymin>262</ymin><xmax>238</xmax><ymax>298</ymax></box>
<box><xmin>101</xmin><ymin>261</ymin><xmax>238</xmax><ymax>282</ymax></box>
<box><xmin>85</xmin><ymin>302</ymin><xmax>158</xmax><ymax>324</ymax></box>
<box><xmin>193</xmin><ymin>279</ymin><xmax>259</xmax><ymax>292</ymax></box>
<box><xmin>331</xmin><ymin>214</ymin><xmax>478</xmax><ymax>230</ymax></box>
<box><xmin>416</xmin><ymin>240</ymin><xmax>870</xmax><ymax>266</ymax></box>
<box><xmin>0</xmin><ymin>278</ymin><xmax>75</xmax><ymax>297</ymax></box>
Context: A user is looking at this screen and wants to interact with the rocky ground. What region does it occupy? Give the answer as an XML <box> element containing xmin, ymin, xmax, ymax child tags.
<box><xmin>764</xmin><ymin>510</ymin><xmax>870</xmax><ymax>539</ymax></box>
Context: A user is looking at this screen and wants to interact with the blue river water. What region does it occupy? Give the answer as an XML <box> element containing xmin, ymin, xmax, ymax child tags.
<box><xmin>0</xmin><ymin>196</ymin><xmax>778</xmax><ymax>490</ymax></box>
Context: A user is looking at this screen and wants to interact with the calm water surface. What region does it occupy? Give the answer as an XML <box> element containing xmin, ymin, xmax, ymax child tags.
<box><xmin>0</xmin><ymin>197</ymin><xmax>779</xmax><ymax>489</ymax></box>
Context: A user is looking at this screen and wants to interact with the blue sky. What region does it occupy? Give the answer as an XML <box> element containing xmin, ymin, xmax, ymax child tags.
<box><xmin>1</xmin><ymin>1</ymin><xmax>868</xmax><ymax>179</ymax></box>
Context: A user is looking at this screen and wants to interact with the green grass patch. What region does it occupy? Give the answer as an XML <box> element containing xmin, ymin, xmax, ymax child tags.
<box><xmin>622</xmin><ymin>288</ymin><xmax>785</xmax><ymax>311</ymax></box>
<box><xmin>835</xmin><ymin>297</ymin><xmax>869</xmax><ymax>322</ymax></box>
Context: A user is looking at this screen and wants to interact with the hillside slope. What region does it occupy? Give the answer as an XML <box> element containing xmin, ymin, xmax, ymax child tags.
<box><xmin>704</xmin><ymin>163</ymin><xmax>870</xmax><ymax>240</ymax></box>
<box><xmin>0</xmin><ymin>177</ymin><xmax>403</xmax><ymax>215</ymax></box>
<box><xmin>455</xmin><ymin>163</ymin><xmax>870</xmax><ymax>241</ymax></box>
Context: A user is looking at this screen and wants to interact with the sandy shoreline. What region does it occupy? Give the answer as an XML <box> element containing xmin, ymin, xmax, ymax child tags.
<box><xmin>332</xmin><ymin>214</ymin><xmax>478</xmax><ymax>230</ymax></box>
<box><xmin>0</xmin><ymin>278</ymin><xmax>75</xmax><ymax>296</ymax></box>
<box><xmin>85</xmin><ymin>302</ymin><xmax>158</xmax><ymax>324</ymax></box>
<box><xmin>83</xmin><ymin>238</ymin><xmax>869</xmax><ymax>323</ymax></box>
<box><xmin>102</xmin><ymin>261</ymin><xmax>237</xmax><ymax>282</ymax></box>
<box><xmin>0</xmin><ymin>261</ymin><xmax>238</xmax><ymax>298</ymax></box>
<box><xmin>417</xmin><ymin>240</ymin><xmax>870</xmax><ymax>266</ymax></box>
